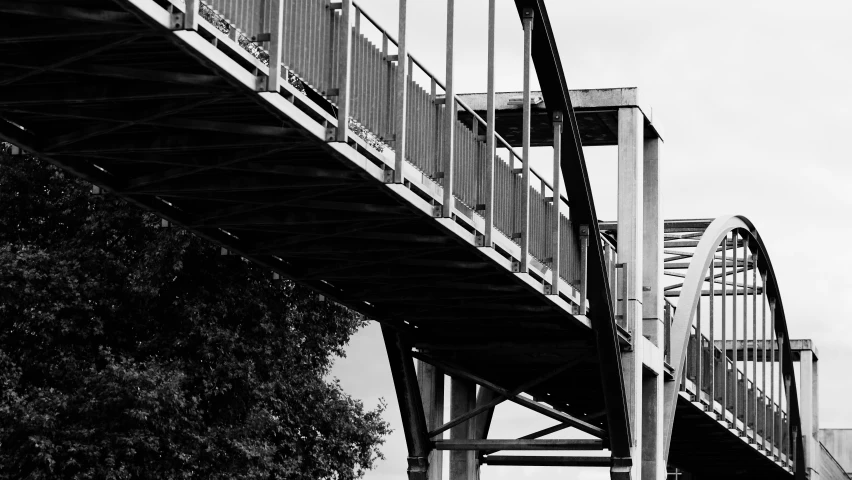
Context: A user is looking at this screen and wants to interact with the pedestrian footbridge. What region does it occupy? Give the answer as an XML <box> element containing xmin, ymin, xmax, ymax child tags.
<box><xmin>0</xmin><ymin>0</ymin><xmax>835</xmax><ymax>478</ymax></box>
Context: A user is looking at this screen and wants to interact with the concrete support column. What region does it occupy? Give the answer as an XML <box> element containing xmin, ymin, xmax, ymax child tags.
<box><xmin>642</xmin><ymin>342</ymin><xmax>665</xmax><ymax>480</ymax></box>
<box><xmin>449</xmin><ymin>379</ymin><xmax>476</xmax><ymax>480</ymax></box>
<box><xmin>800</xmin><ymin>349</ymin><xmax>820</xmax><ymax>479</ymax></box>
<box><xmin>418</xmin><ymin>362</ymin><xmax>445</xmax><ymax>480</ymax></box>
<box><xmin>617</xmin><ymin>107</ymin><xmax>644</xmax><ymax>480</ymax></box>
<box><xmin>643</xmin><ymin>136</ymin><xmax>664</xmax><ymax>346</ymax></box>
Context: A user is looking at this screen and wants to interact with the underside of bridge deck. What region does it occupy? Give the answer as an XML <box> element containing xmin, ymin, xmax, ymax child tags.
<box><xmin>0</xmin><ymin>0</ymin><xmax>611</xmax><ymax>440</ymax></box>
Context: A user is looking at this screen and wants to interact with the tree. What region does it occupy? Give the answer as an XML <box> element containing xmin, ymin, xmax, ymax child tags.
<box><xmin>0</xmin><ymin>151</ymin><xmax>390</xmax><ymax>479</ymax></box>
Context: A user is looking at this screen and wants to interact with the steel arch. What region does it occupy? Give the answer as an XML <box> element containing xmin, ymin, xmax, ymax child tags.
<box><xmin>663</xmin><ymin>215</ymin><xmax>805</xmax><ymax>477</ymax></box>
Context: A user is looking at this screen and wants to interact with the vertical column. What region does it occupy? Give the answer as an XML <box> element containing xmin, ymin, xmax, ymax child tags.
<box><xmin>418</xmin><ymin>363</ymin><xmax>444</xmax><ymax>480</ymax></box>
<box><xmin>642</xmin><ymin>135</ymin><xmax>663</xmax><ymax>345</ymax></box>
<box><xmin>392</xmin><ymin>0</ymin><xmax>409</xmax><ymax>183</ymax></box>
<box><xmin>800</xmin><ymin>348</ymin><xmax>820</xmax><ymax>479</ymax></box>
<box><xmin>742</xmin><ymin>237</ymin><xmax>749</xmax><ymax>436</ymax></box>
<box><xmin>482</xmin><ymin>0</ymin><xmax>497</xmax><ymax>247</ymax></box>
<box><xmin>642</xmin><ymin>369</ymin><xmax>664</xmax><ymax>480</ymax></box>
<box><xmin>263</xmin><ymin>0</ymin><xmax>284</xmax><ymax>92</ymax></box>
<box><xmin>617</xmin><ymin>107</ymin><xmax>644</xmax><ymax>480</ymax></box>
<box><xmin>336</xmin><ymin>0</ymin><xmax>353</xmax><ymax>142</ymax></box>
<box><xmin>449</xmin><ymin>379</ymin><xmax>476</xmax><ymax>480</ymax></box>
<box><xmin>550</xmin><ymin>112</ymin><xmax>563</xmax><ymax>294</ymax></box>
<box><xmin>441</xmin><ymin>0</ymin><xmax>456</xmax><ymax>218</ymax></box>
<box><xmin>769</xmin><ymin>298</ymin><xmax>777</xmax><ymax>456</ymax></box>
<box><xmin>184</xmin><ymin>0</ymin><xmax>199</xmax><ymax>30</ymax></box>
<box><xmin>518</xmin><ymin>8</ymin><xmax>534</xmax><ymax>273</ymax></box>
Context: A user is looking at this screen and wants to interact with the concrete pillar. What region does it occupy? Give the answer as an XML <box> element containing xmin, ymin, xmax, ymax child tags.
<box><xmin>642</xmin><ymin>369</ymin><xmax>664</xmax><ymax>480</ymax></box>
<box><xmin>617</xmin><ymin>107</ymin><xmax>644</xmax><ymax>480</ymax></box>
<box><xmin>643</xmin><ymin>136</ymin><xmax>664</xmax><ymax>346</ymax></box>
<box><xmin>418</xmin><ymin>362</ymin><xmax>445</xmax><ymax>480</ymax></box>
<box><xmin>449</xmin><ymin>379</ymin><xmax>476</xmax><ymax>480</ymax></box>
<box><xmin>800</xmin><ymin>349</ymin><xmax>820</xmax><ymax>479</ymax></box>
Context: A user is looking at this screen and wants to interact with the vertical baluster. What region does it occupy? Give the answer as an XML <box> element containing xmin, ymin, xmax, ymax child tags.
<box><xmin>579</xmin><ymin>225</ymin><xmax>589</xmax><ymax>315</ymax></box>
<box><xmin>742</xmin><ymin>236</ymin><xmax>749</xmax><ymax>434</ymax></box>
<box><xmin>732</xmin><ymin>232</ymin><xmax>739</xmax><ymax>429</ymax></box>
<box><xmin>761</xmin><ymin>271</ymin><xmax>768</xmax><ymax>450</ymax></box>
<box><xmin>752</xmin><ymin>251</ymin><xmax>758</xmax><ymax>439</ymax></box>
<box><xmin>770</xmin><ymin>297</ymin><xmax>777</xmax><ymax>456</ymax></box>
<box><xmin>779</xmin><ymin>333</ymin><xmax>786</xmax><ymax>461</ymax></box>
<box><xmin>708</xmin><ymin>258</ymin><xmax>716</xmax><ymax>413</ymax></box>
<box><xmin>549</xmin><ymin>112</ymin><xmax>563</xmax><ymax>295</ymax></box>
<box><xmin>430</xmin><ymin>78</ymin><xmax>438</xmax><ymax>175</ymax></box>
<box><xmin>335</xmin><ymin>0</ymin><xmax>352</xmax><ymax>142</ymax></box>
<box><xmin>721</xmin><ymin>236</ymin><xmax>728</xmax><ymax>423</ymax></box>
<box><xmin>696</xmin><ymin>293</ymin><xmax>703</xmax><ymax>398</ymax></box>
<box><xmin>517</xmin><ymin>8</ymin><xmax>533</xmax><ymax>272</ymax></box>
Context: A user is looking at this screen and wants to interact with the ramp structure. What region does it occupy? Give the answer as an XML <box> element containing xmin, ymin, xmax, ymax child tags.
<box><xmin>0</xmin><ymin>1</ymin><xmax>837</xmax><ymax>479</ymax></box>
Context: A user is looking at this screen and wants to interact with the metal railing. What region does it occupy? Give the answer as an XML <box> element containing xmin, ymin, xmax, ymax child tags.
<box><xmin>191</xmin><ymin>0</ymin><xmax>588</xmax><ymax>307</ymax></box>
<box><xmin>670</xmin><ymin>224</ymin><xmax>795</xmax><ymax>470</ymax></box>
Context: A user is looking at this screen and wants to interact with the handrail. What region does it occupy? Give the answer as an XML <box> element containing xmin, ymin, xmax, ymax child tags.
<box><xmin>349</xmin><ymin>1</ymin><xmax>566</xmax><ymax>203</ymax></box>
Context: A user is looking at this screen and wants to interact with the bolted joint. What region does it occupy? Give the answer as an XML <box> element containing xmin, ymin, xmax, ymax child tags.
<box><xmin>522</xmin><ymin>8</ymin><xmax>535</xmax><ymax>20</ymax></box>
<box><xmin>579</xmin><ymin>224</ymin><xmax>590</xmax><ymax>237</ymax></box>
<box><xmin>170</xmin><ymin>11</ymin><xmax>186</xmax><ymax>30</ymax></box>
<box><xmin>406</xmin><ymin>456</ymin><xmax>429</xmax><ymax>479</ymax></box>
<box><xmin>325</xmin><ymin>126</ymin><xmax>338</xmax><ymax>142</ymax></box>
<box><xmin>553</xmin><ymin>110</ymin><xmax>563</xmax><ymax>123</ymax></box>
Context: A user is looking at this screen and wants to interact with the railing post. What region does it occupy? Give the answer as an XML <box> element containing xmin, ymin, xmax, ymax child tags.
<box><xmin>708</xmin><ymin>257</ymin><xmax>716</xmax><ymax>413</ymax></box>
<box><xmin>482</xmin><ymin>0</ymin><xmax>496</xmax><ymax>247</ymax></box>
<box><xmin>761</xmin><ymin>271</ymin><xmax>767</xmax><ymax>450</ymax></box>
<box><xmin>184</xmin><ymin>0</ymin><xmax>198</xmax><ymax>30</ymax></box>
<box><xmin>335</xmin><ymin>0</ymin><xmax>353</xmax><ymax>143</ymax></box>
<box><xmin>751</xmin><ymin>251</ymin><xmax>758</xmax><ymax>439</ymax></box>
<box><xmin>721</xmin><ymin>236</ymin><xmax>728</xmax><ymax>425</ymax></box>
<box><xmin>549</xmin><ymin>111</ymin><xmax>563</xmax><ymax>294</ymax></box>
<box><xmin>392</xmin><ymin>0</ymin><xmax>409</xmax><ymax>183</ymax></box>
<box><xmin>579</xmin><ymin>225</ymin><xmax>589</xmax><ymax>315</ymax></box>
<box><xmin>769</xmin><ymin>297</ymin><xmax>777</xmax><ymax>456</ymax></box>
<box><xmin>518</xmin><ymin>8</ymin><xmax>534</xmax><ymax>273</ymax></box>
<box><xmin>441</xmin><ymin>0</ymin><xmax>456</xmax><ymax>218</ymax></box>
<box><xmin>262</xmin><ymin>0</ymin><xmax>284</xmax><ymax>93</ymax></box>
<box><xmin>741</xmin><ymin>236</ymin><xmax>749</xmax><ymax>436</ymax></box>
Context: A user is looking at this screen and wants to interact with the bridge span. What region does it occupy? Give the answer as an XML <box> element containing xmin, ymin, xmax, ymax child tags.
<box><xmin>0</xmin><ymin>0</ymin><xmax>837</xmax><ymax>479</ymax></box>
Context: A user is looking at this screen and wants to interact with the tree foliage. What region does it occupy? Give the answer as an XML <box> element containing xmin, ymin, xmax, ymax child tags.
<box><xmin>0</xmin><ymin>152</ymin><xmax>389</xmax><ymax>479</ymax></box>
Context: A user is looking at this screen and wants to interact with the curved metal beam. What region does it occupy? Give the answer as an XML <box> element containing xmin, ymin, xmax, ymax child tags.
<box><xmin>511</xmin><ymin>0</ymin><xmax>631</xmax><ymax>458</ymax></box>
<box><xmin>663</xmin><ymin>215</ymin><xmax>805</xmax><ymax>476</ymax></box>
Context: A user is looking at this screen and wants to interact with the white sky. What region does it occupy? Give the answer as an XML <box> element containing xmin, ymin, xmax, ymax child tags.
<box><xmin>329</xmin><ymin>1</ymin><xmax>852</xmax><ymax>478</ymax></box>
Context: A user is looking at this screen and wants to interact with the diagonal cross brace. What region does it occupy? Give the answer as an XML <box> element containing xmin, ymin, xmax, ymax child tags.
<box><xmin>426</xmin><ymin>357</ymin><xmax>586</xmax><ymax>438</ymax></box>
<box><xmin>412</xmin><ymin>352</ymin><xmax>607</xmax><ymax>440</ymax></box>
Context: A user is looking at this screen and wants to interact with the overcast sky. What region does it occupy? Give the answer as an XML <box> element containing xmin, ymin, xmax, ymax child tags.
<box><xmin>329</xmin><ymin>1</ymin><xmax>852</xmax><ymax>478</ymax></box>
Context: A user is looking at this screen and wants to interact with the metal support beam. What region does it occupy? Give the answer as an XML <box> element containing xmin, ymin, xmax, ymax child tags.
<box><xmin>518</xmin><ymin>8</ymin><xmax>534</xmax><ymax>273</ymax></box>
<box><xmin>383</xmin><ymin>325</ymin><xmax>431</xmax><ymax>480</ymax></box>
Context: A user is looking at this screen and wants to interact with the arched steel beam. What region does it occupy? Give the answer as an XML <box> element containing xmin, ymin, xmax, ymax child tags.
<box><xmin>511</xmin><ymin>0</ymin><xmax>631</xmax><ymax>460</ymax></box>
<box><xmin>663</xmin><ymin>215</ymin><xmax>805</xmax><ymax>477</ymax></box>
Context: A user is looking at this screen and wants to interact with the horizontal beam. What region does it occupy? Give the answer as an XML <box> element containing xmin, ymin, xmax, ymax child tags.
<box><xmin>434</xmin><ymin>439</ymin><xmax>604</xmax><ymax>451</ymax></box>
<box><xmin>481</xmin><ymin>455</ymin><xmax>611</xmax><ymax>467</ymax></box>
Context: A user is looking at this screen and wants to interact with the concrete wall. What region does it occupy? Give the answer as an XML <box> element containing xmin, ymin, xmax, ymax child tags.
<box><xmin>820</xmin><ymin>429</ymin><xmax>852</xmax><ymax>479</ymax></box>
